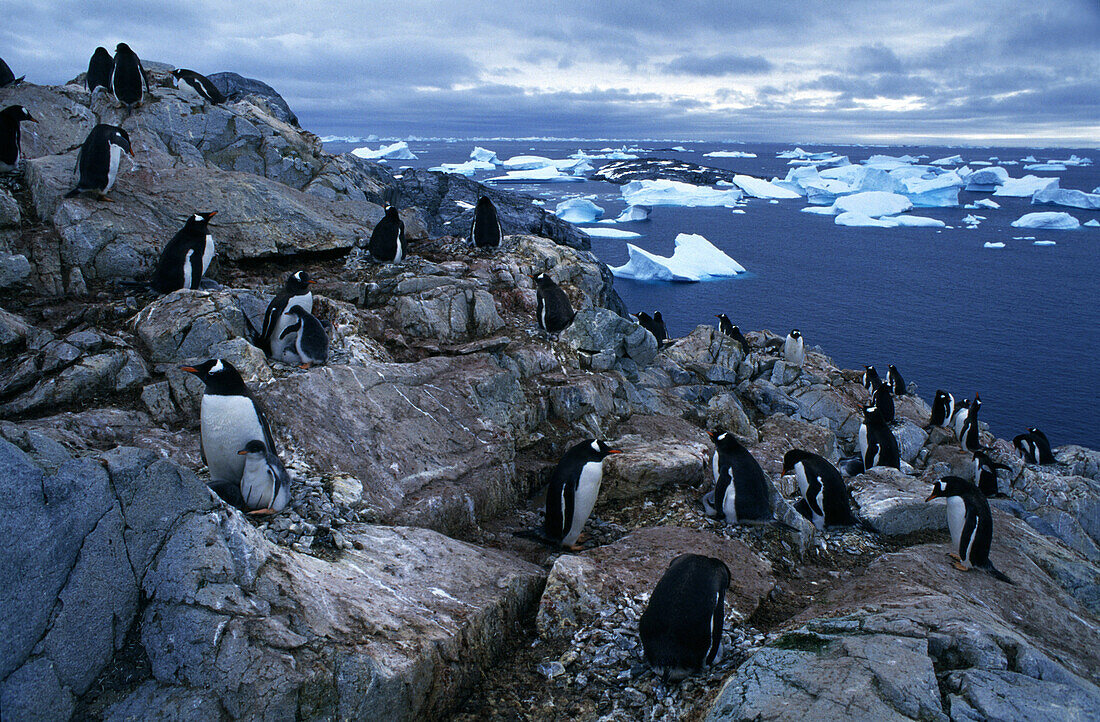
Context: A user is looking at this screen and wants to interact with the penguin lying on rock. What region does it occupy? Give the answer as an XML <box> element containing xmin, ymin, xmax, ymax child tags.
<box><xmin>926</xmin><ymin>476</ymin><xmax>1013</xmax><ymax>584</ymax></box>
<box><xmin>170</xmin><ymin>68</ymin><xmax>226</xmax><ymax>105</ymax></box>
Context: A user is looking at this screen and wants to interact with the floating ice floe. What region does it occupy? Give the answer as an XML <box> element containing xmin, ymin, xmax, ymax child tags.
<box><xmin>1034</xmin><ymin>241</ymin><xmax>1057</xmax><ymax>245</ymax></box>
<box><xmin>1024</xmin><ymin>163</ymin><xmax>1067</xmax><ymax>171</ymax></box>
<box><xmin>612</xmin><ymin>205</ymin><xmax>650</xmax><ymax>222</ymax></box>
<box><xmin>500</xmin><ymin>155</ymin><xmax>588</xmax><ymax>172</ymax></box>
<box><xmin>962</xmin><ymin>214</ymin><xmax>984</xmax><ymax>228</ymax></box>
<box><xmin>580</xmin><ymin>227</ymin><xmax>642</xmax><ymax>239</ymax></box>
<box><xmin>931</xmin><ymin>154</ymin><xmax>964</xmax><ymax>165</ymax></box>
<box><xmin>486</xmin><ymin>167</ymin><xmax>587</xmax><ymax>183</ymax></box>
<box><xmin>891</xmin><ymin>215</ymin><xmax>947</xmax><ymax>227</ymax></box>
<box><xmin>1085</xmin><ymin>219</ymin><xmax>1100</xmax><ymax>227</ymax></box>
<box><xmin>351</xmin><ymin>141</ymin><xmax>418</xmax><ymax>160</ymax></box>
<box><xmin>620</xmin><ymin>179</ymin><xmax>744</xmax><ymax>207</ymax></box>
<box><xmin>731</xmin><ymin>209</ymin><xmax>746</xmax><ymax>214</ymax></box>
<box><xmin>470</xmin><ymin>147</ymin><xmax>499</xmax><ymax>164</ymax></box>
<box><xmin>994</xmin><ymin>175</ymin><xmax>1060</xmax><ymax>197</ymax></box>
<box><xmin>966</xmin><ymin>198</ymin><xmax>1001</xmax><ymax>210</ymax></box>
<box><xmin>1054</xmin><ymin>154</ymin><xmax>1092</xmax><ymax>166</ymax></box>
<box><xmin>833</xmin><ymin>212</ymin><xmax>945</xmax><ymax>228</ymax></box>
<box><xmin>899</xmin><ymin>173</ymin><xmax>962</xmax><ymax>207</ymax></box>
<box><xmin>555</xmin><ymin>198</ymin><xmax>604</xmax><ymax>224</ymax></box>
<box><xmin>731</xmin><ymin>175</ymin><xmax>802</xmax><ymax>199</ymax></box>
<box><xmin>669</xmin><ymin>146</ymin><xmax>689</xmax><ymax>152</ymax></box>
<box><xmin>611</xmin><ymin>233</ymin><xmax>746</xmax><ymax>282</ymax></box>
<box><xmin>863</xmin><ymin>154</ymin><xmax>921</xmax><ymax>170</ymax></box>
<box><xmin>571</xmin><ymin>149</ymin><xmax>638</xmax><ymax>160</ymax></box>
<box><xmin>801</xmin><ymin>206</ymin><xmax>839</xmax><ymax>215</ymax></box>
<box><xmin>703</xmin><ymin>150</ymin><xmax>758</xmax><ymax>158</ymax></box>
<box><xmin>984</xmin><ymin>242</ymin><xmax>1006</xmax><ymax>248</ymax></box>
<box><xmin>428</xmin><ymin>160</ymin><xmax>497</xmax><ymax>176</ymax></box>
<box><xmin>1010</xmin><ymin>212</ymin><xmax>1080</xmax><ymax>230</ymax></box>
<box><xmin>832</xmin><ymin>191</ymin><xmax>913</xmax><ymax>217</ymax></box>
<box><xmin>1031</xmin><ymin>185</ymin><xmax>1100</xmax><ymax>210</ymax></box>
<box><xmin>964</xmin><ymin>166</ymin><xmax>1010</xmax><ymax>191</ymax></box>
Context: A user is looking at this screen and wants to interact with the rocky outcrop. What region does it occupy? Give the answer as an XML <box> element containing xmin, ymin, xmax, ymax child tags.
<box><xmin>207</xmin><ymin>72</ymin><xmax>300</xmax><ymax>127</ymax></box>
<box><xmin>593</xmin><ymin>158</ymin><xmax>738</xmax><ymax>185</ymax></box>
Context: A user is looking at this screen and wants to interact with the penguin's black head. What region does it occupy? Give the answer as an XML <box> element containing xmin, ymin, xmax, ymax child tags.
<box><xmin>972</xmin><ymin>393</ymin><xmax>981</xmax><ymax>410</ymax></box>
<box><xmin>653</xmin><ymin>311</ymin><xmax>663</xmax><ymax>321</ymax></box>
<box><xmin>782</xmin><ymin>449</ymin><xmax>815</xmax><ymax>474</ymax></box>
<box><xmin>709</xmin><ymin>429</ymin><xmax>744</xmax><ymax>452</ymax></box>
<box><xmin>1</xmin><ymin>105</ymin><xmax>36</xmax><ymax>123</ymax></box>
<box><xmin>238</xmin><ymin>439</ymin><xmax>268</xmax><ymax>456</ymax></box>
<box><xmin>108</xmin><ymin>127</ymin><xmax>133</xmax><ymax>155</ymax></box>
<box><xmin>185</xmin><ymin>211</ymin><xmax>217</xmax><ymax>228</ymax></box>
<box><xmin>287</xmin><ymin>304</ymin><xmax>310</xmax><ymax>318</ymax></box>
<box><xmin>115</xmin><ymin>43</ymin><xmax>133</xmax><ymax>54</ymax></box>
<box><xmin>532</xmin><ymin>272</ymin><xmax>553</xmax><ymax>286</ymax></box>
<box><xmin>926</xmin><ymin>476</ymin><xmax>969</xmax><ymax>501</ymax></box>
<box><xmin>384</xmin><ymin>205</ymin><xmax>399</xmax><ymax>219</ymax></box>
<box><xmin>181</xmin><ymin>358</ymin><xmax>246</xmax><ymax>393</ymax></box>
<box><xmin>583</xmin><ymin>438</ymin><xmax>621</xmax><ymax>460</ymax></box>
<box><xmin>286</xmin><ymin>271</ymin><xmax>314</xmax><ymax>293</ymax></box>
<box><xmin>477</xmin><ymin>195</ymin><xmax>493</xmax><ymax>207</ymax></box>
<box><xmin>889</xmin><ymin>364</ymin><xmax>898</xmax><ymax>372</ymax></box>
<box><xmin>789</xmin><ymin>329</ymin><xmax>801</xmax><ymax>339</ymax></box>
<box><xmin>732</xmin><ymin>324</ymin><xmax>741</xmax><ymax>333</ymax></box>
<box><xmin>863</xmin><ymin>404</ymin><xmax>884</xmax><ymax>423</ymax></box>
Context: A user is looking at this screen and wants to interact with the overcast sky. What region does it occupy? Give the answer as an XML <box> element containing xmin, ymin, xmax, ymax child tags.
<box><xmin>3</xmin><ymin>1</ymin><xmax>1098</xmax><ymax>145</ymax></box>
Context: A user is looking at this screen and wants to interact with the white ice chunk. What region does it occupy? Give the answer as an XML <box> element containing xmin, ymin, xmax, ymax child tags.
<box><xmin>801</xmin><ymin>205</ymin><xmax>839</xmax><ymax>215</ymax></box>
<box><xmin>964</xmin><ymin>166</ymin><xmax>1010</xmax><ymax>190</ymax></box>
<box><xmin>962</xmin><ymin>214</ymin><xmax>983</xmax><ymax>225</ymax></box>
<box><xmin>704</xmin><ymin>150</ymin><xmax>758</xmax><ymax>158</ymax></box>
<box><xmin>470</xmin><ymin>147</ymin><xmax>499</xmax><ymax>163</ymax></box>
<box><xmin>1021</xmin><ymin>155</ymin><xmax>1039</xmax><ymax>163</ymax></box>
<box><xmin>995</xmin><ymin>175</ymin><xmax>1060</xmax><ymax>197</ymax></box>
<box><xmin>670</xmin><ymin>146</ymin><xmax>689</xmax><ymax>152</ymax></box>
<box><xmin>731</xmin><ymin>209</ymin><xmax>746</xmax><ymax>214</ymax></box>
<box><xmin>900</xmin><ymin>172</ymin><xmax>963</xmax><ymax>207</ymax></box>
<box><xmin>731</xmin><ymin>175</ymin><xmax>802</xmax><ymax>199</ymax></box>
<box><xmin>555</xmin><ymin>198</ymin><xmax>604</xmax><ymax>223</ymax></box>
<box><xmin>859</xmin><ymin>168</ymin><xmax>904</xmax><ymax>193</ymax></box>
<box><xmin>971</xmin><ymin>161</ymin><xmax>992</xmax><ymax>166</ymax></box>
<box><xmin>486</xmin><ymin>167</ymin><xmax>586</xmax><ymax>183</ymax></box>
<box><xmin>1024</xmin><ymin>163</ymin><xmax>1067</xmax><ymax>171</ymax></box>
<box><xmin>1031</xmin><ymin>185</ymin><xmax>1100</xmax><ymax>210</ymax></box>
<box><xmin>428</xmin><ymin>160</ymin><xmax>497</xmax><ymax>176</ymax></box>
<box><xmin>931</xmin><ymin>154</ymin><xmax>964</xmax><ymax>165</ymax></box>
<box><xmin>835</xmin><ymin>212</ymin><xmax>899</xmax><ymax>227</ymax></box>
<box><xmin>984</xmin><ymin>242</ymin><xmax>1006</xmax><ymax>248</ymax></box>
<box><xmin>966</xmin><ymin>198</ymin><xmax>1001</xmax><ymax>209</ymax></box>
<box><xmin>804</xmin><ymin>179</ymin><xmax>853</xmax><ymax>205</ymax></box>
<box><xmin>832</xmin><ymin>191</ymin><xmax>913</xmax><ymax>217</ymax></box>
<box><xmin>620</xmin><ymin>179</ymin><xmax>743</xmax><ymax>207</ymax></box>
<box><xmin>1034</xmin><ymin>240</ymin><xmax>1057</xmax><ymax>245</ymax></box>
<box><xmin>571</xmin><ymin>149</ymin><xmax>638</xmax><ymax>160</ymax></box>
<box><xmin>863</xmin><ymin>154</ymin><xmax>920</xmax><ymax>170</ymax></box>
<box><xmin>1085</xmin><ymin>219</ymin><xmax>1100</xmax><ymax>227</ymax></box>
<box><xmin>610</xmin><ymin>233</ymin><xmax>746</xmax><ymax>282</ymax></box>
<box><xmin>891</xmin><ymin>215</ymin><xmax>947</xmax><ymax>227</ymax></box>
<box><xmin>580</xmin><ymin>227</ymin><xmax>641</xmax><ymax>239</ymax></box>
<box><xmin>1010</xmin><ymin>212</ymin><xmax>1080</xmax><ymax>230</ymax></box>
<box><xmin>614</xmin><ymin>205</ymin><xmax>650</xmax><ymax>222</ymax></box>
<box><xmin>351</xmin><ymin>141</ymin><xmax>418</xmax><ymax>160</ymax></box>
<box><xmin>501</xmin><ymin>155</ymin><xmax>557</xmax><ymax>169</ymax></box>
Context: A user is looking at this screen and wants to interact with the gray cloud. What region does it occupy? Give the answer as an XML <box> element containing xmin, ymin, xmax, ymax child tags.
<box><xmin>663</xmin><ymin>53</ymin><xmax>773</xmax><ymax>76</ymax></box>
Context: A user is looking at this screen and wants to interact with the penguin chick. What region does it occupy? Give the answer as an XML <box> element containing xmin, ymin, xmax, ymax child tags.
<box><xmin>256</xmin><ymin>271</ymin><xmax>314</xmax><ymax>358</ymax></box>
<box><xmin>533</xmin><ymin>272</ymin><xmax>576</xmax><ymax>334</ymax></box>
<box><xmin>926</xmin><ymin>476</ymin><xmax>1013</xmax><ymax>583</ymax></box>
<box><xmin>784</xmin><ymin>329</ymin><xmax>805</xmax><ymax>367</ymax></box>
<box><xmin>280</xmin><ymin>305</ymin><xmax>329</xmax><ymax>368</ymax></box>
<box><xmin>237</xmin><ymin>439</ymin><xmax>291</xmax><ymax>514</ymax></box>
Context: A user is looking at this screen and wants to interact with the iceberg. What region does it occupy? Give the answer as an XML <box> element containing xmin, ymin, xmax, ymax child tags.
<box><xmin>1085</xmin><ymin>219</ymin><xmax>1099</xmax><ymax>227</ymax></box>
<box><xmin>984</xmin><ymin>242</ymin><xmax>1006</xmax><ymax>248</ymax></box>
<box><xmin>731</xmin><ymin>175</ymin><xmax>802</xmax><ymax>199</ymax></box>
<box><xmin>1024</xmin><ymin>163</ymin><xmax>1067</xmax><ymax>171</ymax></box>
<box><xmin>993</xmin><ymin>175</ymin><xmax>1059</xmax><ymax>197</ymax></box>
<box><xmin>470</xmin><ymin>147</ymin><xmax>499</xmax><ymax>163</ymax></box>
<box><xmin>892</xmin><ymin>215</ymin><xmax>947</xmax><ymax>227</ymax></box>
<box><xmin>1021</xmin><ymin>155</ymin><xmax>1038</xmax><ymax>163</ymax></box>
<box><xmin>931</xmin><ymin>154</ymin><xmax>964</xmax><ymax>165</ymax></box>
<box><xmin>613</xmin><ymin>205</ymin><xmax>650</xmax><ymax>222</ymax></box>
<box><xmin>704</xmin><ymin>150</ymin><xmax>758</xmax><ymax>158</ymax></box>
<box><xmin>428</xmin><ymin>160</ymin><xmax>496</xmax><ymax>176</ymax></box>
<box><xmin>580</xmin><ymin>227</ymin><xmax>641</xmax><ymax>239</ymax></box>
<box><xmin>571</xmin><ymin>149</ymin><xmax>638</xmax><ymax>160</ymax></box>
<box><xmin>834</xmin><ymin>212</ymin><xmax>899</xmax><ymax>228</ymax></box>
<box><xmin>555</xmin><ymin>198</ymin><xmax>604</xmax><ymax>223</ymax></box>
<box><xmin>500</xmin><ymin>155</ymin><xmax>588</xmax><ymax>172</ymax></box>
<box><xmin>801</xmin><ymin>205</ymin><xmax>840</xmax><ymax>215</ymax></box>
<box><xmin>964</xmin><ymin>166</ymin><xmax>1010</xmax><ymax>191</ymax></box>
<box><xmin>863</xmin><ymin>154</ymin><xmax>920</xmax><ymax>170</ymax></box>
<box><xmin>1010</xmin><ymin>212</ymin><xmax>1080</xmax><ymax>230</ymax></box>
<box><xmin>486</xmin><ymin>167</ymin><xmax>586</xmax><ymax>183</ymax></box>
<box><xmin>610</xmin><ymin>233</ymin><xmax>746</xmax><ymax>282</ymax></box>
<box><xmin>804</xmin><ymin>180</ymin><xmax>853</xmax><ymax>205</ymax></box>
<box><xmin>1031</xmin><ymin>185</ymin><xmax>1100</xmax><ymax>210</ymax></box>
<box><xmin>620</xmin><ymin>179</ymin><xmax>743</xmax><ymax>207</ymax></box>
<box><xmin>962</xmin><ymin>214</ymin><xmax>984</xmax><ymax>226</ymax></box>
<box><xmin>670</xmin><ymin>146</ymin><xmax>689</xmax><ymax>152</ymax></box>
<box><xmin>966</xmin><ymin>198</ymin><xmax>1001</xmax><ymax>210</ymax></box>
<box><xmin>351</xmin><ymin>141</ymin><xmax>418</xmax><ymax>160</ymax></box>
<box><xmin>1034</xmin><ymin>241</ymin><xmax>1056</xmax><ymax>246</ymax></box>
<box><xmin>832</xmin><ymin>191</ymin><xmax>913</xmax><ymax>217</ymax></box>
<box><xmin>900</xmin><ymin>173</ymin><xmax>963</xmax><ymax>207</ymax></box>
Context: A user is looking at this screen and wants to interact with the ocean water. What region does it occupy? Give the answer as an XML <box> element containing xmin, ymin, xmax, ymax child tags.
<box><xmin>324</xmin><ymin>139</ymin><xmax>1100</xmax><ymax>449</ymax></box>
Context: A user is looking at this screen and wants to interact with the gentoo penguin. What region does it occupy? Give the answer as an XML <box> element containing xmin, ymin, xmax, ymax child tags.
<box><xmin>887</xmin><ymin>364</ymin><xmax>907</xmax><ymax>396</ymax></box>
<box><xmin>148</xmin><ymin>212</ymin><xmax>217</xmax><ymax>293</ymax></box>
<box><xmin>930</xmin><ymin>390</ymin><xmax>955</xmax><ymax>427</ymax></box>
<box><xmin>837</xmin><ymin>454</ymin><xmax>865</xmax><ymax>477</ymax></box>
<box><xmin>86</xmin><ymin>47</ymin><xmax>113</xmax><ymax>93</ymax></box>
<box><xmin>533</xmin><ymin>272</ymin><xmax>576</xmax><ymax>333</ymax></box>
<box><xmin>651</xmin><ymin>311</ymin><xmax>669</xmax><ymax>344</ymax></box>
<box><xmin>0</xmin><ymin>106</ymin><xmax>36</xmax><ymax>172</ymax></box>
<box><xmin>872</xmin><ymin>382</ymin><xmax>895</xmax><ymax>425</ymax></box>
<box><xmin>862</xmin><ymin>365</ymin><xmax>882</xmax><ymax>393</ymax></box>
<box><xmin>279</xmin><ymin>305</ymin><xmax>329</xmax><ymax>368</ymax></box>
<box><xmin>470</xmin><ymin>195</ymin><xmax>502</xmax><ymax>248</ymax></box>
<box><xmin>954</xmin><ymin>393</ymin><xmax>981</xmax><ymax>451</ymax></box>
<box><xmin>237</xmin><ymin>439</ymin><xmax>291</xmax><ymax>514</ymax></box>
<box><xmin>715</xmin><ymin>314</ymin><xmax>748</xmax><ymax>352</ymax></box>
<box><xmin>639</xmin><ymin>554</ymin><xmax>730</xmax><ymax>682</ymax></box>
<box><xmin>543</xmin><ymin>439</ymin><xmax>620</xmax><ymax>550</ymax></box>
<box><xmin>257</xmin><ymin>271</ymin><xmax>314</xmax><ymax>359</ymax></box>
<box><xmin>702</xmin><ymin>431</ymin><xmax>772</xmax><ymax>523</ymax></box>
<box><xmin>635</xmin><ymin>311</ymin><xmax>655</xmax><ymax>336</ymax></box>
<box><xmin>926</xmin><ymin>476</ymin><xmax>1013</xmax><ymax>583</ymax></box>
<box><xmin>111</xmin><ymin>43</ymin><xmax>148</xmax><ymax>110</ymax></box>
<box><xmin>859</xmin><ymin>404</ymin><xmax>900</xmax><ymax>470</ymax></box>
<box><xmin>1014</xmin><ymin>427</ymin><xmax>1055</xmax><ymax>465</ymax></box>
<box><xmin>181</xmin><ymin>359</ymin><xmax>277</xmax><ymax>486</ymax></box>
<box><xmin>972</xmin><ymin>449</ymin><xmax>1010</xmax><ymax>497</ymax></box>
<box><xmin>169</xmin><ymin>68</ymin><xmax>226</xmax><ymax>105</ymax></box>
<box><xmin>0</xmin><ymin>58</ymin><xmax>23</xmax><ymax>87</ymax></box>
<box><xmin>368</xmin><ymin>205</ymin><xmax>405</xmax><ymax>263</ymax></box>
<box><xmin>783</xmin><ymin>449</ymin><xmax>867</xmax><ymax>531</ymax></box>
<box><xmin>784</xmin><ymin>329</ymin><xmax>805</xmax><ymax>367</ymax></box>
<box><xmin>65</xmin><ymin>124</ymin><xmax>132</xmax><ymax>200</ymax></box>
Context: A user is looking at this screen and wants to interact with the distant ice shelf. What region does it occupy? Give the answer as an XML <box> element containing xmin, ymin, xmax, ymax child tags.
<box><xmin>703</xmin><ymin>150</ymin><xmax>758</xmax><ymax>158</ymax></box>
<box><xmin>610</xmin><ymin>233</ymin><xmax>746</xmax><ymax>282</ymax></box>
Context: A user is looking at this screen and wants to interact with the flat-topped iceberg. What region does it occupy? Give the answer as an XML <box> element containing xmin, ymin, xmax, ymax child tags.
<box><xmin>351</xmin><ymin>141</ymin><xmax>418</xmax><ymax>160</ymax></box>
<box><xmin>984</xmin><ymin>242</ymin><xmax>1006</xmax><ymax>248</ymax></box>
<box><xmin>966</xmin><ymin>198</ymin><xmax>1001</xmax><ymax>210</ymax></box>
<box><xmin>1034</xmin><ymin>240</ymin><xmax>1057</xmax><ymax>245</ymax></box>
<box><xmin>899</xmin><ymin>173</ymin><xmax>963</xmax><ymax>207</ymax></box>
<box><xmin>1024</xmin><ymin>163</ymin><xmax>1067</xmax><ymax>171</ymax></box>
<box><xmin>580</xmin><ymin>227</ymin><xmax>641</xmax><ymax>239</ymax></box>
<box><xmin>1011</xmin><ymin>212</ymin><xmax>1080</xmax><ymax>230</ymax></box>
<box><xmin>833</xmin><ymin>212</ymin><xmax>945</xmax><ymax>228</ymax></box>
<box><xmin>428</xmin><ymin>160</ymin><xmax>497</xmax><ymax>176</ymax></box>
<box><xmin>931</xmin><ymin>154</ymin><xmax>964</xmax><ymax>165</ymax></box>
<box><xmin>500</xmin><ymin>155</ymin><xmax>588</xmax><ymax>172</ymax></box>
<box><xmin>486</xmin><ymin>167</ymin><xmax>586</xmax><ymax>183</ymax></box>
<box><xmin>832</xmin><ymin>191</ymin><xmax>913</xmax><ymax>217</ymax></box>
<box><xmin>731</xmin><ymin>175</ymin><xmax>802</xmax><ymax>199</ymax></box>
<box><xmin>1031</xmin><ymin>185</ymin><xmax>1100</xmax><ymax>210</ymax></box>
<box><xmin>571</xmin><ymin>149</ymin><xmax>638</xmax><ymax>160</ymax></box>
<box><xmin>892</xmin><ymin>215</ymin><xmax>947</xmax><ymax>227</ymax></box>
<box><xmin>994</xmin><ymin>175</ymin><xmax>1060</xmax><ymax>197</ymax></box>
<box><xmin>704</xmin><ymin>150</ymin><xmax>758</xmax><ymax>158</ymax></box>
<box><xmin>470</xmin><ymin>147</ymin><xmax>499</xmax><ymax>163</ymax></box>
<box><xmin>620</xmin><ymin>179</ymin><xmax>744</xmax><ymax>207</ymax></box>
<box><xmin>613</xmin><ymin>205</ymin><xmax>650</xmax><ymax>222</ymax></box>
<box><xmin>555</xmin><ymin>198</ymin><xmax>604</xmax><ymax>223</ymax></box>
<box><xmin>610</xmin><ymin>233</ymin><xmax>746</xmax><ymax>282</ymax></box>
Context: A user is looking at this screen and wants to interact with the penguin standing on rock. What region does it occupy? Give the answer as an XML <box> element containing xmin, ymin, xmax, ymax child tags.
<box><xmin>651</xmin><ymin>311</ymin><xmax>669</xmax><ymax>344</ymax></box>
<box><xmin>635</xmin><ymin>311</ymin><xmax>655</xmax><ymax>336</ymax></box>
<box><xmin>715</xmin><ymin>315</ymin><xmax>748</xmax><ymax>353</ymax></box>
<box><xmin>65</xmin><ymin>124</ymin><xmax>132</xmax><ymax>200</ymax></box>
<box><xmin>533</xmin><ymin>272</ymin><xmax>575</xmax><ymax>333</ymax></box>
<box><xmin>470</xmin><ymin>195</ymin><xmax>502</xmax><ymax>249</ymax></box>
<box><xmin>862</xmin><ymin>365</ymin><xmax>881</xmax><ymax>393</ymax></box>
<box><xmin>640</xmin><ymin>554</ymin><xmax>730</xmax><ymax>682</ymax></box>
<box><xmin>369</xmin><ymin>205</ymin><xmax>405</xmax><ymax>262</ymax></box>
<box><xmin>237</xmin><ymin>440</ymin><xmax>291</xmax><ymax>514</ymax></box>
<box><xmin>972</xmin><ymin>450</ymin><xmax>1011</xmax><ymax>497</ymax></box>
<box><xmin>783</xmin><ymin>449</ymin><xmax>869</xmax><ymax>531</ymax></box>
<box><xmin>255</xmin><ymin>271</ymin><xmax>314</xmax><ymax>359</ymax></box>
<box><xmin>1014</xmin><ymin>428</ymin><xmax>1054</xmax><ymax>465</ymax></box>
<box><xmin>859</xmin><ymin>404</ymin><xmax>900</xmax><ymax>470</ymax></box>
<box><xmin>169</xmin><ymin>69</ymin><xmax>226</xmax><ymax>105</ymax></box>
<box><xmin>148</xmin><ymin>212</ymin><xmax>217</xmax><ymax>293</ymax></box>
<box><xmin>111</xmin><ymin>43</ymin><xmax>148</xmax><ymax>110</ymax></box>
<box><xmin>0</xmin><ymin>58</ymin><xmax>23</xmax><ymax>87</ymax></box>
<box><xmin>543</xmin><ymin>439</ymin><xmax>620</xmax><ymax>550</ymax></box>
<box><xmin>872</xmin><ymin>382</ymin><xmax>895</xmax><ymax>425</ymax></box>
<box><xmin>954</xmin><ymin>393</ymin><xmax>981</xmax><ymax>451</ymax></box>
<box><xmin>279</xmin><ymin>305</ymin><xmax>329</xmax><ymax>368</ymax></box>
<box><xmin>86</xmin><ymin>47</ymin><xmax>113</xmax><ymax>93</ymax></box>
<box><xmin>0</xmin><ymin>106</ymin><xmax>36</xmax><ymax>172</ymax></box>
<box><xmin>784</xmin><ymin>329</ymin><xmax>805</xmax><ymax>367</ymax></box>
<box><xmin>926</xmin><ymin>476</ymin><xmax>1013</xmax><ymax>583</ymax></box>
<box><xmin>930</xmin><ymin>390</ymin><xmax>955</xmax><ymax>427</ymax></box>
<box><xmin>887</xmin><ymin>365</ymin><xmax>907</xmax><ymax>396</ymax></box>
<box><xmin>702</xmin><ymin>431</ymin><xmax>772</xmax><ymax>523</ymax></box>
<box><xmin>181</xmin><ymin>359</ymin><xmax>277</xmax><ymax>486</ymax></box>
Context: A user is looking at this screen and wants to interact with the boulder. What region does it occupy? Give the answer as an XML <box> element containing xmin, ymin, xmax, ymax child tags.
<box><xmin>849</xmin><ymin>467</ymin><xmax>945</xmax><ymax>536</ymax></box>
<box><xmin>663</xmin><ymin>325</ymin><xmax>745</xmax><ymax>383</ymax></box>
<box><xmin>207</xmin><ymin>72</ymin><xmax>300</xmax><ymax>127</ymax></box>
<box><xmin>601</xmin><ymin>415</ymin><xmax>711</xmax><ymax>503</ymax></box>
<box><xmin>561</xmin><ymin>307</ymin><xmax>657</xmax><ymax>372</ymax></box>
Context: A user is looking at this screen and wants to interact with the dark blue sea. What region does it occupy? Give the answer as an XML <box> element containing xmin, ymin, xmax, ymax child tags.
<box><xmin>323</xmin><ymin>138</ymin><xmax>1100</xmax><ymax>449</ymax></box>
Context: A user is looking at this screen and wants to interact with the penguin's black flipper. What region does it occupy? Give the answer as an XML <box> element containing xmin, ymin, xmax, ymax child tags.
<box><xmin>241</xmin><ymin>310</ymin><xmax>265</xmax><ymax>349</ymax></box>
<box><xmin>792</xmin><ymin>497</ymin><xmax>813</xmax><ymax>523</ymax></box>
<box><xmin>980</xmin><ymin>563</ymin><xmax>1014</xmax><ymax>585</ymax></box>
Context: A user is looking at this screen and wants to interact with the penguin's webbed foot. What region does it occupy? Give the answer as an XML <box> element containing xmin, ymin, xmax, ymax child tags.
<box><xmin>563</xmin><ymin>543</ymin><xmax>584</xmax><ymax>552</ymax></box>
<box><xmin>947</xmin><ymin>552</ymin><xmax>962</xmax><ymax>561</ymax></box>
<box><xmin>247</xmin><ymin>508</ymin><xmax>279</xmax><ymax>516</ymax></box>
<box><xmin>576</xmin><ymin>531</ymin><xmax>589</xmax><ymax>543</ymax></box>
<box><xmin>952</xmin><ymin>560</ymin><xmax>970</xmax><ymax>572</ymax></box>
<box><xmin>299</xmin><ymin>362</ymin><xmax>312</xmax><ymax>370</ymax></box>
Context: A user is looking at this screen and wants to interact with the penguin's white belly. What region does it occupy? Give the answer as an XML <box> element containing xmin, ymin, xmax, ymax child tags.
<box><xmin>784</xmin><ymin>339</ymin><xmax>804</xmax><ymax>366</ymax></box>
<box><xmin>201</xmin><ymin>235</ymin><xmax>215</xmax><ymax>276</ymax></box>
<box><xmin>241</xmin><ymin>458</ymin><xmax>276</xmax><ymax>509</ymax></box>
<box><xmin>711</xmin><ymin>450</ymin><xmax>720</xmax><ymax>485</ymax></box>
<box><xmin>182</xmin><ymin>249</ymin><xmax>194</xmax><ymax>289</ymax></box>
<box><xmin>946</xmin><ymin>496</ymin><xmax>966</xmax><ymax>552</ymax></box>
<box><xmin>720</xmin><ymin>466</ymin><xmax>738</xmax><ymax>520</ymax></box>
<box><xmin>105</xmin><ymin>144</ymin><xmax>122</xmax><ymax>192</ymax></box>
<box><xmin>201</xmin><ymin>395</ymin><xmax>265</xmax><ymax>483</ymax></box>
<box><xmin>858</xmin><ymin>424</ymin><xmax>869</xmax><ymax>460</ymax></box>
<box><xmin>563</xmin><ymin>461</ymin><xmax>603</xmax><ymax>545</ymax></box>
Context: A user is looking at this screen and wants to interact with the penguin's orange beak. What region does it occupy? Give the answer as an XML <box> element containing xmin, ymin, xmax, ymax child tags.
<box><xmin>180</xmin><ymin>366</ymin><xmax>198</xmax><ymax>374</ymax></box>
<box><xmin>925</xmin><ymin>491</ymin><xmax>940</xmax><ymax>502</ymax></box>
<box><xmin>708</xmin><ymin>430</ymin><xmax>718</xmax><ymax>441</ymax></box>
<box><xmin>607</xmin><ymin>449</ymin><xmax>622</xmax><ymax>454</ymax></box>
<box><xmin>238</xmin><ymin>449</ymin><xmax>249</xmax><ymax>456</ymax></box>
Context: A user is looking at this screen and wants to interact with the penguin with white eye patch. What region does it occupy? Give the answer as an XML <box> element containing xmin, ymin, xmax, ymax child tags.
<box><xmin>926</xmin><ymin>476</ymin><xmax>1012</xmax><ymax>584</ymax></box>
<box><xmin>543</xmin><ymin>439</ymin><xmax>621</xmax><ymax>550</ymax></box>
<box><xmin>783</xmin><ymin>449</ymin><xmax>871</xmax><ymax>531</ymax></box>
<box><xmin>702</xmin><ymin>431</ymin><xmax>772</xmax><ymax>523</ymax></box>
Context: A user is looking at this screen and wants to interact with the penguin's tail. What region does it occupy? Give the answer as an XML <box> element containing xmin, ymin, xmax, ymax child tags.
<box><xmin>64</xmin><ymin>188</ymin><xmax>80</xmax><ymax>198</ymax></box>
<box><xmin>981</xmin><ymin>563</ymin><xmax>1014</xmax><ymax>585</ymax></box>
